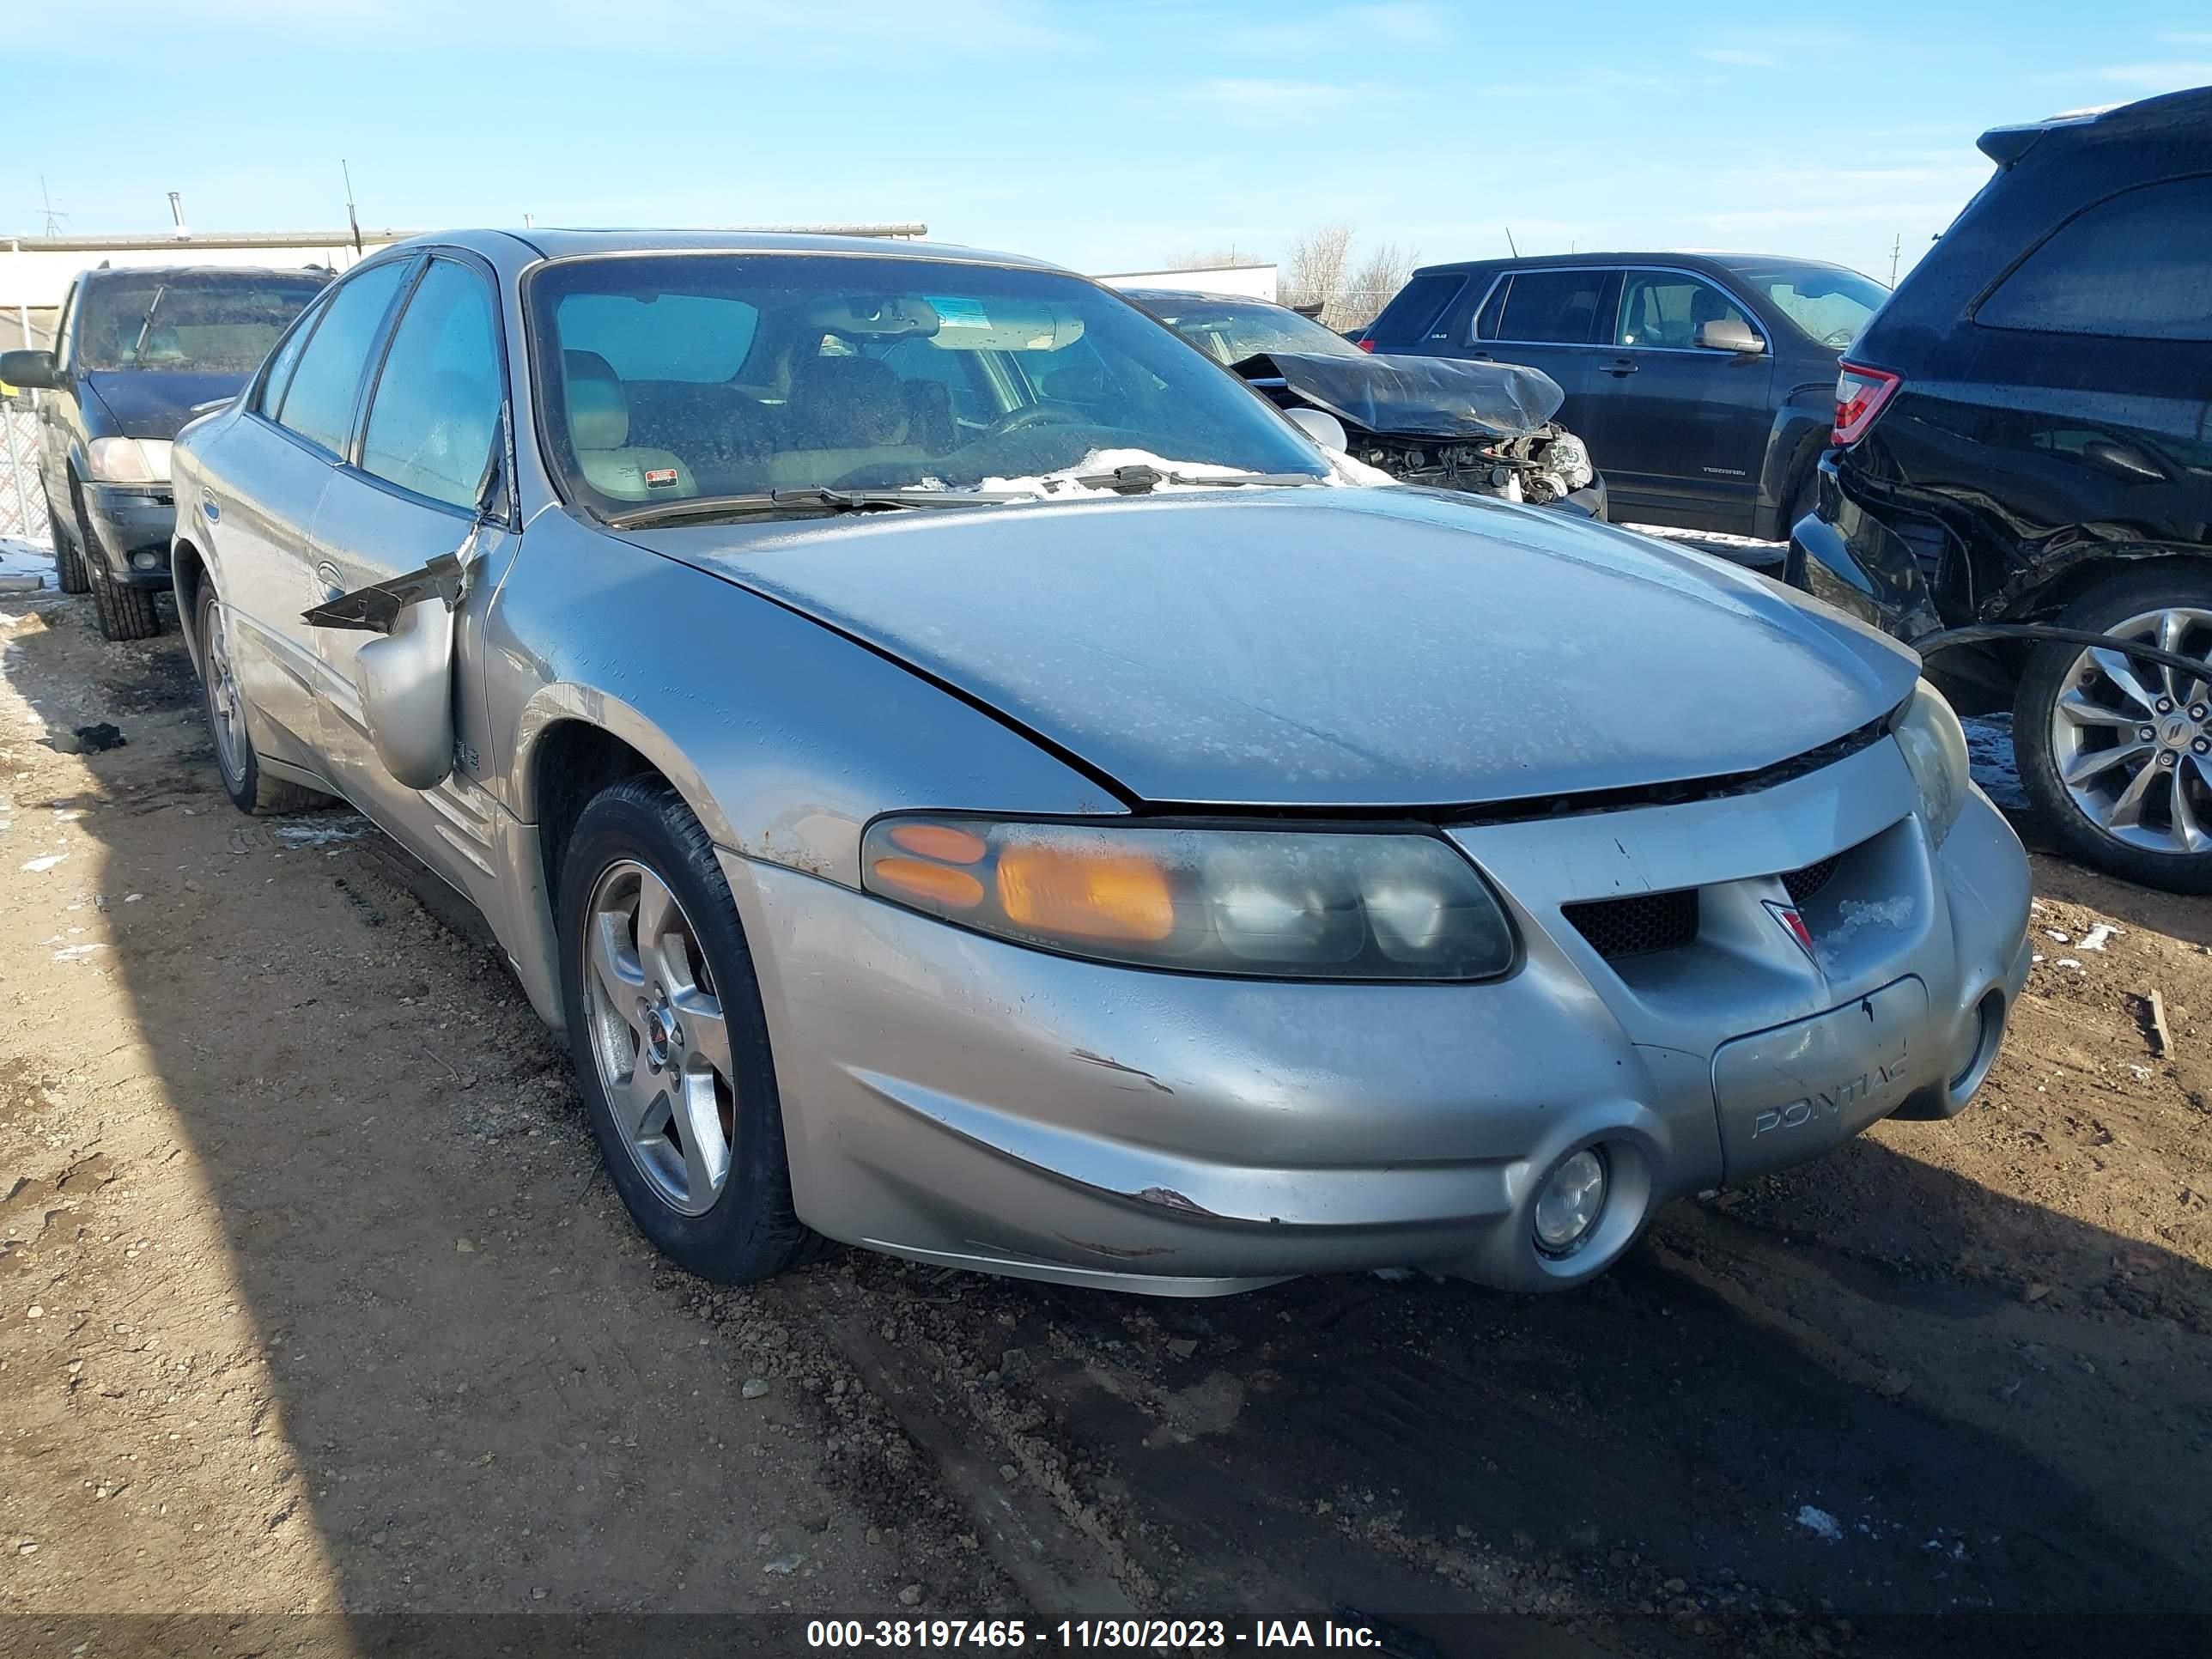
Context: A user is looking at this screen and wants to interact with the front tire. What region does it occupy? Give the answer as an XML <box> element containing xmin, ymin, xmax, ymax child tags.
<box><xmin>73</xmin><ymin>483</ymin><xmax>160</xmax><ymax>641</ymax></box>
<box><xmin>2014</xmin><ymin>564</ymin><xmax>2212</xmax><ymax>892</ymax></box>
<box><xmin>558</xmin><ymin>776</ymin><xmax>828</xmax><ymax>1284</ymax></box>
<box><xmin>196</xmin><ymin>584</ymin><xmax>323</xmax><ymax>814</ymax></box>
<box><xmin>46</xmin><ymin>483</ymin><xmax>89</xmax><ymax>593</ymax></box>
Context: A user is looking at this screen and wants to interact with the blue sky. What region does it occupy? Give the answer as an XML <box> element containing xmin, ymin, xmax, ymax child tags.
<box><xmin>10</xmin><ymin>2</ymin><xmax>2210</xmax><ymax>283</ymax></box>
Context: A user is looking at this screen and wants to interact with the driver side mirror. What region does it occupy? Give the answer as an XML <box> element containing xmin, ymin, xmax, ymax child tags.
<box><xmin>1</xmin><ymin>349</ymin><xmax>58</xmax><ymax>390</ymax></box>
<box><xmin>1695</xmin><ymin>318</ymin><xmax>1765</xmax><ymax>355</ymax></box>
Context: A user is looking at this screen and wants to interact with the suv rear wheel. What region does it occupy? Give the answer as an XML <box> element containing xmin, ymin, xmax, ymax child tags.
<box><xmin>2015</xmin><ymin>565</ymin><xmax>2212</xmax><ymax>892</ymax></box>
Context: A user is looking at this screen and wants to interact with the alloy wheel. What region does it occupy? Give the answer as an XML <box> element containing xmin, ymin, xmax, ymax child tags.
<box><xmin>579</xmin><ymin>859</ymin><xmax>738</xmax><ymax>1217</ymax></box>
<box><xmin>2049</xmin><ymin>605</ymin><xmax>2212</xmax><ymax>855</ymax></box>
<box><xmin>203</xmin><ymin>601</ymin><xmax>250</xmax><ymax>787</ymax></box>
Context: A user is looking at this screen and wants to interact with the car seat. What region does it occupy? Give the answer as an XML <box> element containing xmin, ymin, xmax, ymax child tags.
<box><xmin>563</xmin><ymin>349</ymin><xmax>696</xmax><ymax>500</ymax></box>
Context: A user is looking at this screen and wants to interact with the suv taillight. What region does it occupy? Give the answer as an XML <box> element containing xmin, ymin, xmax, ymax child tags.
<box><xmin>1832</xmin><ymin>362</ymin><xmax>1900</xmax><ymax>446</ymax></box>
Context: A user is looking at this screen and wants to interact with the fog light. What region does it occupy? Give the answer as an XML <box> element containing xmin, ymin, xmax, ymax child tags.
<box><xmin>1533</xmin><ymin>1148</ymin><xmax>1607</xmax><ymax>1256</ymax></box>
<box><xmin>131</xmin><ymin>551</ymin><xmax>158</xmax><ymax>571</ymax></box>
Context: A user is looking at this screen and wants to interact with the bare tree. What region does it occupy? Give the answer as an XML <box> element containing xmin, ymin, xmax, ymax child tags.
<box><xmin>1281</xmin><ymin>223</ymin><xmax>1355</xmax><ymax>322</ymax></box>
<box><xmin>1340</xmin><ymin>241</ymin><xmax>1419</xmax><ymax>330</ymax></box>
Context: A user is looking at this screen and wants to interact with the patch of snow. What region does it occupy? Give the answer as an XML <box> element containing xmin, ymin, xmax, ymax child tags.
<box><xmin>1622</xmin><ymin>522</ymin><xmax>1787</xmax><ymax>569</ymax></box>
<box><xmin>52</xmin><ymin>943</ymin><xmax>106</xmax><ymax>963</ymax></box>
<box><xmin>963</xmin><ymin>447</ymin><xmax>1360</xmax><ymax>501</ymax></box>
<box><xmin>1796</xmin><ymin>1505</ymin><xmax>1844</xmax><ymax>1542</ymax></box>
<box><xmin>274</xmin><ymin>817</ymin><xmax>373</xmax><ymax>848</ymax></box>
<box><xmin>19</xmin><ymin>853</ymin><xmax>66</xmax><ymax>873</ymax></box>
<box><xmin>2057</xmin><ymin>958</ymin><xmax>2082</xmax><ymax>969</ymax></box>
<box><xmin>2046</xmin><ymin>930</ymin><xmax>2072</xmax><ymax>943</ymax></box>
<box><xmin>1962</xmin><ymin>714</ymin><xmax>2027</xmax><ymax>811</ymax></box>
<box><xmin>0</xmin><ymin>537</ymin><xmax>54</xmax><ymax>593</ymax></box>
<box><xmin>2077</xmin><ymin>923</ymin><xmax>2120</xmax><ymax>951</ymax></box>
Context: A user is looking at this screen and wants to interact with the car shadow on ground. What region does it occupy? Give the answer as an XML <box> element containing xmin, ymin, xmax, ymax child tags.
<box><xmin>4</xmin><ymin>603</ymin><xmax>2208</xmax><ymax>1658</ymax></box>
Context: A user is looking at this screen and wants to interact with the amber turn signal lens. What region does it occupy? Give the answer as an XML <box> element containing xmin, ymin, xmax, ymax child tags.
<box><xmin>996</xmin><ymin>842</ymin><xmax>1176</xmax><ymax>942</ymax></box>
<box><xmin>871</xmin><ymin>856</ymin><xmax>986</xmax><ymax>910</ymax></box>
<box><xmin>886</xmin><ymin>822</ymin><xmax>988</xmax><ymax>865</ymax></box>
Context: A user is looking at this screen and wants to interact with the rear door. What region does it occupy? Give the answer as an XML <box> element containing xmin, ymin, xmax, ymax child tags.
<box><xmin>308</xmin><ymin>252</ymin><xmax>514</xmax><ymax>905</ymax></box>
<box><xmin>210</xmin><ymin>258</ymin><xmax>415</xmax><ymax>765</ymax></box>
<box><xmin>1584</xmin><ymin>268</ymin><xmax>1776</xmax><ymax>531</ymax></box>
<box><xmin>1451</xmin><ymin>266</ymin><xmax>1620</xmax><ymax>438</ymax></box>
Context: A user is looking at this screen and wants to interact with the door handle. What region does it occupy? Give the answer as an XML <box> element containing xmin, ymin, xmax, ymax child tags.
<box><xmin>1603</xmin><ymin>358</ymin><xmax>1639</xmax><ymax>378</ymax></box>
<box><xmin>1468</xmin><ymin>351</ymin><xmax>1493</xmax><ymax>362</ymax></box>
<box><xmin>314</xmin><ymin>561</ymin><xmax>348</xmax><ymax>606</ymax></box>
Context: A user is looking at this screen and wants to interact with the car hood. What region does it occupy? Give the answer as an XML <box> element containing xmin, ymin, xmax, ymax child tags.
<box><xmin>80</xmin><ymin>370</ymin><xmax>246</xmax><ymax>441</ymax></box>
<box><xmin>639</xmin><ymin>487</ymin><xmax>1917</xmax><ymax>808</ymax></box>
<box><xmin>1231</xmin><ymin>349</ymin><xmax>1565</xmax><ymax>440</ymax></box>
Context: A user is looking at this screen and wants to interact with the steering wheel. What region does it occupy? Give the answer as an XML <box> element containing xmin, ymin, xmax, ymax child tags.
<box><xmin>986</xmin><ymin>403</ymin><xmax>1085</xmax><ymax>439</ymax></box>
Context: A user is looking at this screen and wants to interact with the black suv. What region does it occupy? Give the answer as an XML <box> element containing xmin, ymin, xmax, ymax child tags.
<box><xmin>1790</xmin><ymin>88</ymin><xmax>2212</xmax><ymax>891</ymax></box>
<box><xmin>1358</xmin><ymin>251</ymin><xmax>1888</xmax><ymax>542</ymax></box>
<box><xmin>2</xmin><ymin>264</ymin><xmax>327</xmax><ymax>639</ymax></box>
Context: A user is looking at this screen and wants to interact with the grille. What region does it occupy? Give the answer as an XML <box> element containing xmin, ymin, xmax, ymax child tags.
<box><xmin>1782</xmin><ymin>855</ymin><xmax>1841</xmax><ymax>905</ymax></box>
<box><xmin>1563</xmin><ymin>889</ymin><xmax>1699</xmax><ymax>960</ymax></box>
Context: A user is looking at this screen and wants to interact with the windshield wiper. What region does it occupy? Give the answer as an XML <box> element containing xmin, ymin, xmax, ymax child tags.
<box><xmin>129</xmin><ymin>285</ymin><xmax>168</xmax><ymax>367</ymax></box>
<box><xmin>604</xmin><ymin>486</ymin><xmax>1024</xmax><ymax>531</ymax></box>
<box><xmin>1063</xmin><ymin>463</ymin><xmax>1322</xmax><ymax>495</ymax></box>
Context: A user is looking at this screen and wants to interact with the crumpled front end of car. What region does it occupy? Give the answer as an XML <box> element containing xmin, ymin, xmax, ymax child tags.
<box><xmin>715</xmin><ymin>719</ymin><xmax>2031</xmax><ymax>1297</ymax></box>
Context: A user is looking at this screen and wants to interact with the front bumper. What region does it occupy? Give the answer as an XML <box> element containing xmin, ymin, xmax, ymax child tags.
<box><xmin>79</xmin><ymin>481</ymin><xmax>177</xmax><ymax>588</ymax></box>
<box><xmin>725</xmin><ymin>738</ymin><xmax>2030</xmax><ymax>1297</ymax></box>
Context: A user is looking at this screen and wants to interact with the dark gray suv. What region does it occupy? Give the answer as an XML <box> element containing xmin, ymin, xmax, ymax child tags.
<box><xmin>1358</xmin><ymin>252</ymin><xmax>1889</xmax><ymax>543</ymax></box>
<box><xmin>2</xmin><ymin>264</ymin><xmax>328</xmax><ymax>638</ymax></box>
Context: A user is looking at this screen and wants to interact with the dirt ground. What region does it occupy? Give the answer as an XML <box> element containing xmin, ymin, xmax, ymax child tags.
<box><xmin>1</xmin><ymin>586</ymin><xmax>2206</xmax><ymax>1657</ymax></box>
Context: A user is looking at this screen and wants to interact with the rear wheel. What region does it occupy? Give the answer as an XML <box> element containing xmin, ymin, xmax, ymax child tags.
<box><xmin>2014</xmin><ymin>566</ymin><xmax>2212</xmax><ymax>892</ymax></box>
<box><xmin>46</xmin><ymin>483</ymin><xmax>88</xmax><ymax>593</ymax></box>
<box><xmin>559</xmin><ymin>776</ymin><xmax>829</xmax><ymax>1284</ymax></box>
<box><xmin>72</xmin><ymin>483</ymin><xmax>161</xmax><ymax>641</ymax></box>
<box><xmin>197</xmin><ymin>584</ymin><xmax>323</xmax><ymax>814</ymax></box>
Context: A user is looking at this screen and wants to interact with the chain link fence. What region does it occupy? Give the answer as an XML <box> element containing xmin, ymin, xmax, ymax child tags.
<box><xmin>1</xmin><ymin>398</ymin><xmax>52</xmax><ymax>547</ymax></box>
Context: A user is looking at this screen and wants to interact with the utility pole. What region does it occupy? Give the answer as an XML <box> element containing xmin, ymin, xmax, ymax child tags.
<box><xmin>1889</xmin><ymin>233</ymin><xmax>1903</xmax><ymax>286</ymax></box>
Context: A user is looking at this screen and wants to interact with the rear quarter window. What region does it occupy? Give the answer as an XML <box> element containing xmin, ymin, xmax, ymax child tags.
<box><xmin>1366</xmin><ymin>271</ymin><xmax>1468</xmax><ymax>343</ymax></box>
<box><xmin>1975</xmin><ymin>174</ymin><xmax>2212</xmax><ymax>343</ymax></box>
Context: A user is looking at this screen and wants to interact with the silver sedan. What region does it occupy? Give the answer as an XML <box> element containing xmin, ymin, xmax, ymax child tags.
<box><xmin>167</xmin><ymin>230</ymin><xmax>2033</xmax><ymax>1295</ymax></box>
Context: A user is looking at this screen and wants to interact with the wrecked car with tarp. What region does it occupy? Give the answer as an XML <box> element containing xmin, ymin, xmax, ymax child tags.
<box><xmin>1127</xmin><ymin>288</ymin><xmax>1606</xmax><ymax>517</ymax></box>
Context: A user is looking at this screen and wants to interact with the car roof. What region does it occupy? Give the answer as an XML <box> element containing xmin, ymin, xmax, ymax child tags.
<box><xmin>1120</xmin><ymin>287</ymin><xmax>1284</xmax><ymax>307</ymax></box>
<box><xmin>81</xmin><ymin>263</ymin><xmax>332</xmax><ymax>283</ymax></box>
<box><xmin>1406</xmin><ymin>250</ymin><xmax>1864</xmax><ymax>278</ymax></box>
<box><xmin>1978</xmin><ymin>83</ymin><xmax>2212</xmax><ymax>165</ymax></box>
<box><xmin>383</xmin><ymin>228</ymin><xmax>1067</xmax><ymax>278</ymax></box>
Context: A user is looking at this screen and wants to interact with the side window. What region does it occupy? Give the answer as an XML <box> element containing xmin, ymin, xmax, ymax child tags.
<box><xmin>254</xmin><ymin>296</ymin><xmax>325</xmax><ymax>418</ymax></box>
<box><xmin>878</xmin><ymin>335</ymin><xmax>998</xmax><ymax>428</ymax></box>
<box><xmin>1485</xmin><ymin>269</ymin><xmax>1611</xmax><ymax>344</ymax></box>
<box><xmin>1616</xmin><ymin>273</ymin><xmax>1752</xmax><ymax>349</ymax></box>
<box><xmin>361</xmin><ymin>260</ymin><xmax>502</xmax><ymax>510</ymax></box>
<box><xmin>272</xmin><ymin>260</ymin><xmax>411</xmax><ymax>456</ymax></box>
<box><xmin>1977</xmin><ymin>175</ymin><xmax>2212</xmax><ymax>343</ymax></box>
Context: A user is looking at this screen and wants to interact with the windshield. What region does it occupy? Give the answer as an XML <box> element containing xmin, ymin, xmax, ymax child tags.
<box><xmin>1136</xmin><ymin>295</ymin><xmax>1365</xmax><ymax>365</ymax></box>
<box><xmin>527</xmin><ymin>254</ymin><xmax>1329</xmax><ymax>515</ymax></box>
<box><xmin>1730</xmin><ymin>263</ymin><xmax>1890</xmax><ymax>351</ymax></box>
<box><xmin>76</xmin><ymin>271</ymin><xmax>330</xmax><ymax>372</ymax></box>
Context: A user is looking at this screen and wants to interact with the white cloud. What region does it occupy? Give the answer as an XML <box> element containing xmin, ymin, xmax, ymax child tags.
<box><xmin>2097</xmin><ymin>61</ymin><xmax>2212</xmax><ymax>90</ymax></box>
<box><xmin>1699</xmin><ymin>47</ymin><xmax>1780</xmax><ymax>69</ymax></box>
<box><xmin>1194</xmin><ymin>78</ymin><xmax>1364</xmax><ymax>116</ymax></box>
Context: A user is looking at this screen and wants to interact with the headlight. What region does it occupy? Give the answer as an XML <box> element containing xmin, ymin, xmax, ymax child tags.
<box><xmin>1891</xmin><ymin>678</ymin><xmax>1970</xmax><ymax>844</ymax></box>
<box><xmin>86</xmin><ymin>437</ymin><xmax>172</xmax><ymax>483</ymax></box>
<box><xmin>860</xmin><ymin>816</ymin><xmax>1516</xmax><ymax>980</ymax></box>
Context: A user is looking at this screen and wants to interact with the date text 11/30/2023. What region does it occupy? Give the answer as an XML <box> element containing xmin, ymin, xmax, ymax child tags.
<box><xmin>805</xmin><ymin>1616</ymin><xmax>1389</xmax><ymax>1649</ymax></box>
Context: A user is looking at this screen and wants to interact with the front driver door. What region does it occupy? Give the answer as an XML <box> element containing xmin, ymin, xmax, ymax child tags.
<box><xmin>1586</xmin><ymin>269</ymin><xmax>1776</xmax><ymax>532</ymax></box>
<box><xmin>307</xmin><ymin>254</ymin><xmax>514</xmax><ymax>909</ymax></box>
